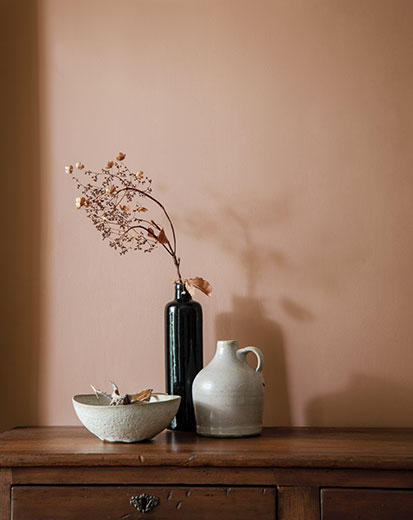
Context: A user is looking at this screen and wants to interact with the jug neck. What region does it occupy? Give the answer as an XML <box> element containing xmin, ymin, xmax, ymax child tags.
<box><xmin>215</xmin><ymin>340</ymin><xmax>239</xmax><ymax>360</ymax></box>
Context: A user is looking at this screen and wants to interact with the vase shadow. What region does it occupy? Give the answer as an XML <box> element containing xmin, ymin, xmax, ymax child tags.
<box><xmin>306</xmin><ymin>373</ymin><xmax>413</xmax><ymax>427</ymax></box>
<box><xmin>215</xmin><ymin>295</ymin><xmax>291</xmax><ymax>426</ymax></box>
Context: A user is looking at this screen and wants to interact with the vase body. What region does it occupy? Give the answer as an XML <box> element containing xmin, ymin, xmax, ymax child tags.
<box><xmin>165</xmin><ymin>283</ymin><xmax>203</xmax><ymax>431</ymax></box>
<box><xmin>193</xmin><ymin>340</ymin><xmax>264</xmax><ymax>437</ymax></box>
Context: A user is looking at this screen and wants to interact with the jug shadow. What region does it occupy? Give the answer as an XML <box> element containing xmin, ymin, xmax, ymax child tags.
<box><xmin>176</xmin><ymin>190</ymin><xmax>316</xmax><ymax>426</ymax></box>
<box><xmin>216</xmin><ymin>295</ymin><xmax>291</xmax><ymax>426</ymax></box>
<box><xmin>306</xmin><ymin>373</ymin><xmax>413</xmax><ymax>427</ymax></box>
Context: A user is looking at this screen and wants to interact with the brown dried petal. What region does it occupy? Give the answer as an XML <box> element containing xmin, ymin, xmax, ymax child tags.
<box><xmin>106</xmin><ymin>161</ymin><xmax>114</xmax><ymax>169</ymax></box>
<box><xmin>75</xmin><ymin>162</ymin><xmax>85</xmax><ymax>169</ymax></box>
<box><xmin>157</xmin><ymin>228</ymin><xmax>169</xmax><ymax>245</ymax></box>
<box><xmin>106</xmin><ymin>185</ymin><xmax>116</xmax><ymax>195</ymax></box>
<box><xmin>65</xmin><ymin>165</ymin><xmax>73</xmax><ymax>174</ymax></box>
<box><xmin>129</xmin><ymin>389</ymin><xmax>152</xmax><ymax>403</ymax></box>
<box><xmin>116</xmin><ymin>152</ymin><xmax>126</xmax><ymax>161</ymax></box>
<box><xmin>137</xmin><ymin>207</ymin><xmax>148</xmax><ymax>212</ymax></box>
<box><xmin>75</xmin><ymin>196</ymin><xmax>89</xmax><ymax>209</ymax></box>
<box><xmin>185</xmin><ymin>277</ymin><xmax>212</xmax><ymax>297</ymax></box>
<box><xmin>136</xmin><ymin>170</ymin><xmax>144</xmax><ymax>179</ymax></box>
<box><xmin>120</xmin><ymin>204</ymin><xmax>130</xmax><ymax>212</ymax></box>
<box><xmin>184</xmin><ymin>282</ymin><xmax>196</xmax><ymax>297</ymax></box>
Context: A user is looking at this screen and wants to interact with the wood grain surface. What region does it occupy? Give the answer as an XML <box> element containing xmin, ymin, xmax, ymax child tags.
<box><xmin>2</xmin><ymin>427</ymin><xmax>413</xmax><ymax>520</ymax></box>
<box><xmin>321</xmin><ymin>488</ymin><xmax>413</xmax><ymax>520</ymax></box>
<box><xmin>11</xmin><ymin>485</ymin><xmax>276</xmax><ymax>520</ymax></box>
<box><xmin>1</xmin><ymin>427</ymin><xmax>413</xmax><ymax>470</ymax></box>
<box><xmin>0</xmin><ymin>468</ymin><xmax>11</xmax><ymax>520</ymax></box>
<box><xmin>278</xmin><ymin>486</ymin><xmax>320</xmax><ymax>520</ymax></box>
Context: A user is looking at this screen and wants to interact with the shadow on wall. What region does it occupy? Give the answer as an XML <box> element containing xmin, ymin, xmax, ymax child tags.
<box><xmin>215</xmin><ymin>296</ymin><xmax>290</xmax><ymax>426</ymax></box>
<box><xmin>306</xmin><ymin>373</ymin><xmax>413</xmax><ymax>427</ymax></box>
<box><xmin>0</xmin><ymin>1</ymin><xmax>40</xmax><ymax>431</ymax></box>
<box><xmin>176</xmin><ymin>190</ymin><xmax>315</xmax><ymax>426</ymax></box>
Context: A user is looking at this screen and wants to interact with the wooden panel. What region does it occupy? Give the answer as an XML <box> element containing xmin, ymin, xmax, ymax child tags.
<box><xmin>12</xmin><ymin>466</ymin><xmax>277</xmax><ymax>486</ymax></box>
<box><xmin>278</xmin><ymin>486</ymin><xmax>319</xmax><ymax>520</ymax></box>
<box><xmin>11</xmin><ymin>465</ymin><xmax>413</xmax><ymax>488</ymax></box>
<box><xmin>12</xmin><ymin>485</ymin><xmax>276</xmax><ymax>520</ymax></box>
<box><xmin>2</xmin><ymin>426</ymin><xmax>413</xmax><ymax>470</ymax></box>
<box><xmin>321</xmin><ymin>488</ymin><xmax>413</xmax><ymax>520</ymax></box>
<box><xmin>0</xmin><ymin>468</ymin><xmax>11</xmax><ymax>520</ymax></box>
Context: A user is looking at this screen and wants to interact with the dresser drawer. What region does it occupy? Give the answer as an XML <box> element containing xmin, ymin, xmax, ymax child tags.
<box><xmin>12</xmin><ymin>485</ymin><xmax>276</xmax><ymax>519</ymax></box>
<box><xmin>321</xmin><ymin>488</ymin><xmax>413</xmax><ymax>520</ymax></box>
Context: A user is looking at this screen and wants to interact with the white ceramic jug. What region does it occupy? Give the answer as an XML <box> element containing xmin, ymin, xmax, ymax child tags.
<box><xmin>192</xmin><ymin>340</ymin><xmax>264</xmax><ymax>437</ymax></box>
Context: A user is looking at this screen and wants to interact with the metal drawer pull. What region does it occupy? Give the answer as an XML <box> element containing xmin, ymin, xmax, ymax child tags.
<box><xmin>130</xmin><ymin>493</ymin><xmax>160</xmax><ymax>513</ymax></box>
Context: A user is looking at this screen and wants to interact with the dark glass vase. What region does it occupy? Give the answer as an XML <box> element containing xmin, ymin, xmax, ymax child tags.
<box><xmin>165</xmin><ymin>283</ymin><xmax>203</xmax><ymax>431</ymax></box>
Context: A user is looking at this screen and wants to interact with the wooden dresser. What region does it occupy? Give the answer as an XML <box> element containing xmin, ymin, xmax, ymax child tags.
<box><xmin>1</xmin><ymin>427</ymin><xmax>413</xmax><ymax>519</ymax></box>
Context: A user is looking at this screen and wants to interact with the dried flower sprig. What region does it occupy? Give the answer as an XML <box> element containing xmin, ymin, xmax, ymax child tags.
<box><xmin>66</xmin><ymin>153</ymin><xmax>211</xmax><ymax>296</ymax></box>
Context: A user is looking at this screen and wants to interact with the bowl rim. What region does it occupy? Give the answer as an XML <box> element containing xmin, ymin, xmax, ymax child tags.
<box><xmin>72</xmin><ymin>392</ymin><xmax>181</xmax><ymax>409</ymax></box>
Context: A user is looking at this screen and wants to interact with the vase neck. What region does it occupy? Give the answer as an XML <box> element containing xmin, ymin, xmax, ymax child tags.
<box><xmin>175</xmin><ymin>283</ymin><xmax>192</xmax><ymax>302</ymax></box>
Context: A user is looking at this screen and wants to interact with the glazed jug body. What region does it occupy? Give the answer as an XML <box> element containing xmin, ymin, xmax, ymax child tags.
<box><xmin>192</xmin><ymin>340</ymin><xmax>264</xmax><ymax>437</ymax></box>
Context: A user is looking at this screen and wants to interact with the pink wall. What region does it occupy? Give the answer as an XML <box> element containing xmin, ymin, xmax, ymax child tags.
<box><xmin>4</xmin><ymin>0</ymin><xmax>413</xmax><ymax>430</ymax></box>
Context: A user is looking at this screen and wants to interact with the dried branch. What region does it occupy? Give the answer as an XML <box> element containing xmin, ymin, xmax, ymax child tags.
<box><xmin>66</xmin><ymin>152</ymin><xmax>208</xmax><ymax>292</ymax></box>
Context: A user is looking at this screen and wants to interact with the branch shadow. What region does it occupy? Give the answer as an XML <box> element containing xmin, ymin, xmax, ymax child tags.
<box><xmin>0</xmin><ymin>0</ymin><xmax>40</xmax><ymax>431</ymax></box>
<box><xmin>176</xmin><ymin>189</ymin><xmax>315</xmax><ymax>425</ymax></box>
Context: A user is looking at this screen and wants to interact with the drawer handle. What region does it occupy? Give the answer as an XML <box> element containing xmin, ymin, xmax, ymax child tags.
<box><xmin>130</xmin><ymin>493</ymin><xmax>160</xmax><ymax>513</ymax></box>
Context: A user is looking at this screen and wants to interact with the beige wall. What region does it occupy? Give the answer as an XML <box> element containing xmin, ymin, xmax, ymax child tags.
<box><xmin>3</xmin><ymin>0</ymin><xmax>413</xmax><ymax>429</ymax></box>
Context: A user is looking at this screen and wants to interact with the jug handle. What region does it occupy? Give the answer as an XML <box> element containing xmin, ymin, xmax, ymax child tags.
<box><xmin>236</xmin><ymin>346</ymin><xmax>264</xmax><ymax>372</ymax></box>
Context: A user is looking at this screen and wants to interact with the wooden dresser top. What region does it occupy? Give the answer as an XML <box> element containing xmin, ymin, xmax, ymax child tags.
<box><xmin>0</xmin><ymin>427</ymin><xmax>413</xmax><ymax>470</ymax></box>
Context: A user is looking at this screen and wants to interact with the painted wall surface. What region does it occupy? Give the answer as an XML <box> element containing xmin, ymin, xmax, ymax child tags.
<box><xmin>0</xmin><ymin>0</ymin><xmax>40</xmax><ymax>432</ymax></box>
<box><xmin>2</xmin><ymin>0</ymin><xmax>413</xmax><ymax>430</ymax></box>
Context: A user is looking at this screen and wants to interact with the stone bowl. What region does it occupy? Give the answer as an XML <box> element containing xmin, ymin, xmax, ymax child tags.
<box><xmin>72</xmin><ymin>393</ymin><xmax>181</xmax><ymax>442</ymax></box>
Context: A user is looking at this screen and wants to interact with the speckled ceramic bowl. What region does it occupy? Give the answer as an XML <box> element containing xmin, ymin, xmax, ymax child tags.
<box><xmin>72</xmin><ymin>393</ymin><xmax>181</xmax><ymax>442</ymax></box>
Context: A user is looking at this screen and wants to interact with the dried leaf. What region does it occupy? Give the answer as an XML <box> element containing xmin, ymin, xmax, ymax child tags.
<box><xmin>116</xmin><ymin>152</ymin><xmax>126</xmax><ymax>161</ymax></box>
<box><xmin>184</xmin><ymin>282</ymin><xmax>196</xmax><ymax>297</ymax></box>
<box><xmin>90</xmin><ymin>384</ymin><xmax>111</xmax><ymax>400</ymax></box>
<box><xmin>137</xmin><ymin>206</ymin><xmax>148</xmax><ymax>212</ymax></box>
<box><xmin>136</xmin><ymin>170</ymin><xmax>144</xmax><ymax>179</ymax></box>
<box><xmin>75</xmin><ymin>162</ymin><xmax>85</xmax><ymax>170</ymax></box>
<box><xmin>91</xmin><ymin>382</ymin><xmax>153</xmax><ymax>406</ymax></box>
<box><xmin>157</xmin><ymin>228</ymin><xmax>169</xmax><ymax>245</ymax></box>
<box><xmin>147</xmin><ymin>227</ymin><xmax>156</xmax><ymax>238</ymax></box>
<box><xmin>120</xmin><ymin>204</ymin><xmax>130</xmax><ymax>212</ymax></box>
<box><xmin>106</xmin><ymin>161</ymin><xmax>114</xmax><ymax>169</ymax></box>
<box><xmin>65</xmin><ymin>165</ymin><xmax>73</xmax><ymax>174</ymax></box>
<box><xmin>129</xmin><ymin>389</ymin><xmax>153</xmax><ymax>403</ymax></box>
<box><xmin>185</xmin><ymin>277</ymin><xmax>212</xmax><ymax>297</ymax></box>
<box><xmin>110</xmin><ymin>380</ymin><xmax>120</xmax><ymax>396</ymax></box>
<box><xmin>107</xmin><ymin>381</ymin><xmax>129</xmax><ymax>405</ymax></box>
